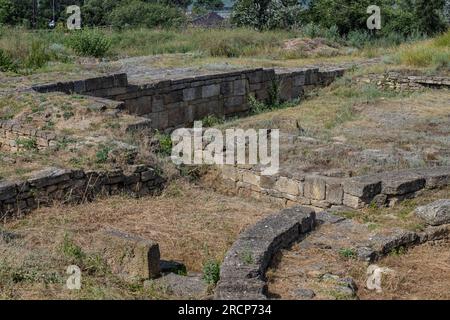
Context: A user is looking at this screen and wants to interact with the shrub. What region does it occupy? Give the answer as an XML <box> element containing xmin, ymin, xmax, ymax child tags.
<box><xmin>248</xmin><ymin>95</ymin><xmax>268</xmax><ymax>114</ymax></box>
<box><xmin>95</xmin><ymin>145</ymin><xmax>111</xmax><ymax>163</ymax></box>
<box><xmin>67</xmin><ymin>29</ymin><xmax>111</xmax><ymax>58</ymax></box>
<box><xmin>231</xmin><ymin>0</ymin><xmax>302</xmax><ymax>30</ymax></box>
<box><xmin>202</xmin><ymin>259</ymin><xmax>220</xmax><ymax>285</ymax></box>
<box><xmin>154</xmin><ymin>131</ymin><xmax>173</xmax><ymax>156</ymax></box>
<box><xmin>347</xmin><ymin>30</ymin><xmax>372</xmax><ymax>48</ymax></box>
<box><xmin>60</xmin><ymin>234</ymin><xmax>86</xmax><ymax>264</ymax></box>
<box><xmin>16</xmin><ymin>137</ymin><xmax>37</xmax><ymax>150</ymax></box>
<box><xmin>302</xmin><ymin>22</ymin><xmax>326</xmax><ymax>39</ymax></box>
<box><xmin>109</xmin><ymin>1</ymin><xmax>186</xmax><ymax>29</ymax></box>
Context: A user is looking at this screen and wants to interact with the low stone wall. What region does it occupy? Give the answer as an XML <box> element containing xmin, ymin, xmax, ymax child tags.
<box><xmin>32</xmin><ymin>68</ymin><xmax>345</xmax><ymax>131</ymax></box>
<box><xmin>215</xmin><ymin>206</ymin><xmax>450</xmax><ymax>300</ymax></box>
<box><xmin>0</xmin><ymin>165</ymin><xmax>165</xmax><ymax>220</ymax></box>
<box><xmin>220</xmin><ymin>165</ymin><xmax>450</xmax><ymax>210</ymax></box>
<box><xmin>215</xmin><ymin>206</ymin><xmax>316</xmax><ymax>300</ymax></box>
<box><xmin>360</xmin><ymin>72</ymin><xmax>450</xmax><ymax>91</ymax></box>
<box><xmin>32</xmin><ymin>73</ymin><xmax>129</xmax><ymax>97</ymax></box>
<box><xmin>0</xmin><ymin>120</ymin><xmax>57</xmax><ymax>152</ymax></box>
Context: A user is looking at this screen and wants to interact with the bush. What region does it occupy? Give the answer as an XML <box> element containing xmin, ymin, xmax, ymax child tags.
<box><xmin>231</xmin><ymin>0</ymin><xmax>302</xmax><ymax>30</ymax></box>
<box><xmin>67</xmin><ymin>29</ymin><xmax>111</xmax><ymax>58</ymax></box>
<box><xmin>109</xmin><ymin>1</ymin><xmax>186</xmax><ymax>29</ymax></box>
<box><xmin>347</xmin><ymin>30</ymin><xmax>372</xmax><ymax>48</ymax></box>
<box><xmin>24</xmin><ymin>41</ymin><xmax>51</xmax><ymax>69</ymax></box>
<box><xmin>202</xmin><ymin>260</ymin><xmax>220</xmax><ymax>285</ymax></box>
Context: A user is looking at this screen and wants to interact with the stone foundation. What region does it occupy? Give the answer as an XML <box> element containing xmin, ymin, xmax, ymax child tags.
<box><xmin>219</xmin><ymin>165</ymin><xmax>450</xmax><ymax>210</ymax></box>
<box><xmin>32</xmin><ymin>68</ymin><xmax>346</xmax><ymax>131</ymax></box>
<box><xmin>0</xmin><ymin>165</ymin><xmax>165</xmax><ymax>220</ymax></box>
<box><xmin>359</xmin><ymin>72</ymin><xmax>450</xmax><ymax>91</ymax></box>
<box><xmin>0</xmin><ymin>121</ymin><xmax>58</xmax><ymax>152</ymax></box>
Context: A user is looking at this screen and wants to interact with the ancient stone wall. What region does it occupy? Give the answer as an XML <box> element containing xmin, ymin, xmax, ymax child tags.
<box><xmin>215</xmin><ymin>205</ymin><xmax>450</xmax><ymax>300</ymax></box>
<box><xmin>0</xmin><ymin>120</ymin><xmax>57</xmax><ymax>152</ymax></box>
<box><xmin>360</xmin><ymin>72</ymin><xmax>450</xmax><ymax>91</ymax></box>
<box><xmin>0</xmin><ymin>165</ymin><xmax>164</xmax><ymax>220</ymax></box>
<box><xmin>32</xmin><ymin>73</ymin><xmax>129</xmax><ymax>97</ymax></box>
<box><xmin>215</xmin><ymin>206</ymin><xmax>316</xmax><ymax>300</ymax></box>
<box><xmin>220</xmin><ymin>165</ymin><xmax>450</xmax><ymax>210</ymax></box>
<box><xmin>32</xmin><ymin>68</ymin><xmax>345</xmax><ymax>131</ymax></box>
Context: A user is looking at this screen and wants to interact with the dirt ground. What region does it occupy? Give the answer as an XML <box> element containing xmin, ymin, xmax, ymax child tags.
<box><xmin>266</xmin><ymin>187</ymin><xmax>450</xmax><ymax>300</ymax></box>
<box><xmin>267</xmin><ymin>240</ymin><xmax>450</xmax><ymax>300</ymax></box>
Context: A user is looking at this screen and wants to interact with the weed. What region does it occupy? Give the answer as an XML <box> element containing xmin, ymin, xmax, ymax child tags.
<box><xmin>16</xmin><ymin>137</ymin><xmax>37</xmax><ymax>150</ymax></box>
<box><xmin>95</xmin><ymin>145</ymin><xmax>111</xmax><ymax>164</ymax></box>
<box><xmin>202</xmin><ymin>260</ymin><xmax>220</xmax><ymax>285</ymax></box>
<box><xmin>154</xmin><ymin>131</ymin><xmax>173</xmax><ymax>156</ymax></box>
<box><xmin>60</xmin><ymin>233</ymin><xmax>85</xmax><ymax>264</ymax></box>
<box><xmin>338</xmin><ymin>248</ymin><xmax>356</xmax><ymax>259</ymax></box>
<box><xmin>202</xmin><ymin>115</ymin><xmax>224</xmax><ymax>127</ymax></box>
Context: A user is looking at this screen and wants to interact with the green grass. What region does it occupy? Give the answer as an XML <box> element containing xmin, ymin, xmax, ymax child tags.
<box><xmin>394</xmin><ymin>30</ymin><xmax>450</xmax><ymax>70</ymax></box>
<box><xmin>202</xmin><ymin>259</ymin><xmax>221</xmax><ymax>285</ymax></box>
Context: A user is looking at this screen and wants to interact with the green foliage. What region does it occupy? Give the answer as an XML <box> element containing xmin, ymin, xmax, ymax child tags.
<box><xmin>155</xmin><ymin>131</ymin><xmax>173</xmax><ymax>156</ymax></box>
<box><xmin>347</xmin><ymin>30</ymin><xmax>372</xmax><ymax>48</ymax></box>
<box><xmin>25</xmin><ymin>41</ymin><xmax>51</xmax><ymax>69</ymax></box>
<box><xmin>304</xmin><ymin>0</ymin><xmax>448</xmax><ymax>37</ymax></box>
<box><xmin>248</xmin><ymin>94</ymin><xmax>268</xmax><ymax>114</ymax></box>
<box><xmin>109</xmin><ymin>1</ymin><xmax>186</xmax><ymax>29</ymax></box>
<box><xmin>338</xmin><ymin>248</ymin><xmax>356</xmax><ymax>259</ymax></box>
<box><xmin>16</xmin><ymin>137</ymin><xmax>37</xmax><ymax>150</ymax></box>
<box><xmin>95</xmin><ymin>145</ymin><xmax>111</xmax><ymax>163</ymax></box>
<box><xmin>0</xmin><ymin>48</ymin><xmax>17</xmax><ymax>72</ymax></box>
<box><xmin>231</xmin><ymin>0</ymin><xmax>302</xmax><ymax>30</ymax></box>
<box><xmin>202</xmin><ymin>114</ymin><xmax>224</xmax><ymax>127</ymax></box>
<box><xmin>267</xmin><ymin>79</ymin><xmax>281</xmax><ymax>107</ymax></box>
<box><xmin>60</xmin><ymin>233</ymin><xmax>86</xmax><ymax>264</ymax></box>
<box><xmin>202</xmin><ymin>259</ymin><xmax>220</xmax><ymax>285</ymax></box>
<box><xmin>67</xmin><ymin>29</ymin><xmax>111</xmax><ymax>58</ymax></box>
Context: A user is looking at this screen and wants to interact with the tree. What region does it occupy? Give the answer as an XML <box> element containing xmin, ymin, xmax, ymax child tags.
<box><xmin>109</xmin><ymin>0</ymin><xmax>186</xmax><ymax>28</ymax></box>
<box><xmin>231</xmin><ymin>0</ymin><xmax>301</xmax><ymax>30</ymax></box>
<box><xmin>193</xmin><ymin>0</ymin><xmax>224</xmax><ymax>11</ymax></box>
<box><xmin>414</xmin><ymin>0</ymin><xmax>447</xmax><ymax>35</ymax></box>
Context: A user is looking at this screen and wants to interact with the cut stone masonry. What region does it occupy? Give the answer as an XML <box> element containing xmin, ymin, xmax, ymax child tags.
<box><xmin>0</xmin><ymin>165</ymin><xmax>165</xmax><ymax>220</ymax></box>
<box><xmin>32</xmin><ymin>67</ymin><xmax>346</xmax><ymax>131</ymax></box>
<box><xmin>220</xmin><ymin>165</ymin><xmax>450</xmax><ymax>210</ymax></box>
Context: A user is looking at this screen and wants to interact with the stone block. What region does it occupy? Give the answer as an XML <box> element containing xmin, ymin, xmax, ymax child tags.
<box><xmin>152</xmin><ymin>95</ymin><xmax>165</xmax><ymax>112</ymax></box>
<box><xmin>380</xmin><ymin>171</ymin><xmax>425</xmax><ymax>195</ymax></box>
<box><xmin>343</xmin><ymin>193</ymin><xmax>365</xmax><ymax>209</ymax></box>
<box><xmin>274</xmin><ymin>177</ymin><xmax>299</xmax><ymax>196</ymax></box>
<box><xmin>233</xmin><ymin>79</ymin><xmax>247</xmax><ymax>96</ymax></box>
<box><xmin>0</xmin><ymin>181</ymin><xmax>17</xmax><ymax>201</ymax></box>
<box><xmin>98</xmin><ymin>229</ymin><xmax>160</xmax><ymax>281</ymax></box>
<box><xmin>202</xmin><ymin>84</ymin><xmax>220</xmax><ymax>98</ymax></box>
<box><xmin>325</xmin><ymin>179</ymin><xmax>344</xmax><ymax>205</ymax></box>
<box><xmin>343</xmin><ymin>175</ymin><xmax>382</xmax><ymax>200</ymax></box>
<box><xmin>304</xmin><ymin>175</ymin><xmax>326</xmax><ymax>200</ymax></box>
<box><xmin>183</xmin><ymin>87</ymin><xmax>199</xmax><ymax>101</ymax></box>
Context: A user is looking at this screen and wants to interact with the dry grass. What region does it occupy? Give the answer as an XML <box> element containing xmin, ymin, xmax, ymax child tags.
<box><xmin>0</xmin><ymin>179</ymin><xmax>277</xmax><ymax>299</ymax></box>
<box><xmin>268</xmin><ymin>240</ymin><xmax>450</xmax><ymax>300</ymax></box>
<box><xmin>220</xmin><ymin>70</ymin><xmax>450</xmax><ymax>176</ymax></box>
<box><xmin>355</xmin><ymin>241</ymin><xmax>450</xmax><ymax>300</ymax></box>
<box><xmin>337</xmin><ymin>186</ymin><xmax>450</xmax><ymax>232</ymax></box>
<box><xmin>5</xmin><ymin>180</ymin><xmax>277</xmax><ymax>270</ymax></box>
